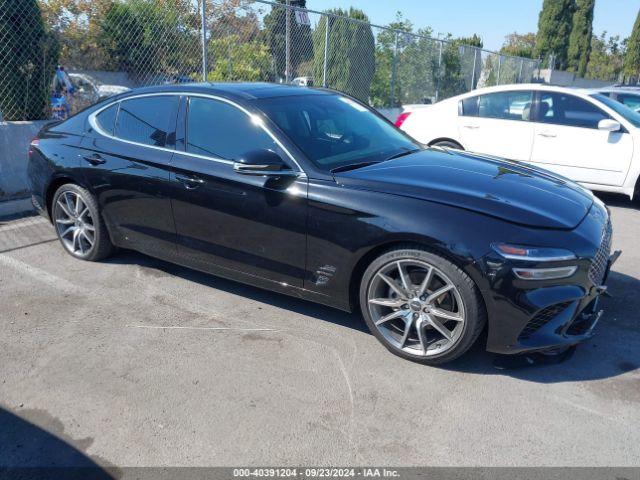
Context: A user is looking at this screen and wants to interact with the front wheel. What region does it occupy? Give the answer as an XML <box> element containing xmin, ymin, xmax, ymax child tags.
<box><xmin>359</xmin><ymin>248</ymin><xmax>485</xmax><ymax>365</ymax></box>
<box><xmin>52</xmin><ymin>184</ymin><xmax>114</xmax><ymax>261</ymax></box>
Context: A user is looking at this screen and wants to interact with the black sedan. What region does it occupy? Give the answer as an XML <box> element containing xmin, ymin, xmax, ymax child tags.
<box><xmin>28</xmin><ymin>82</ymin><xmax>618</xmax><ymax>365</ymax></box>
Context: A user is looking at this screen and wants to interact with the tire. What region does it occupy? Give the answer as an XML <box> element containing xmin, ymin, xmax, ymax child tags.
<box><xmin>359</xmin><ymin>247</ymin><xmax>486</xmax><ymax>365</ymax></box>
<box><xmin>51</xmin><ymin>183</ymin><xmax>114</xmax><ymax>261</ymax></box>
<box><xmin>431</xmin><ymin>140</ymin><xmax>463</xmax><ymax>150</ymax></box>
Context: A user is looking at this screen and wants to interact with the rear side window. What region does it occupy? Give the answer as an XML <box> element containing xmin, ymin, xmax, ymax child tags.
<box><xmin>186</xmin><ymin>97</ymin><xmax>277</xmax><ymax>160</ymax></box>
<box><xmin>477</xmin><ymin>91</ymin><xmax>533</xmax><ymax>121</ymax></box>
<box><xmin>537</xmin><ymin>92</ymin><xmax>610</xmax><ymax>129</ymax></box>
<box><xmin>115</xmin><ymin>96</ymin><xmax>178</xmax><ymax>147</ymax></box>
<box><xmin>95</xmin><ymin>103</ymin><xmax>119</xmax><ymax>135</ymax></box>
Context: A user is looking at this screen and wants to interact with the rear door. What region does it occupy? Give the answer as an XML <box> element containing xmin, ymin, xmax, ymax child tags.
<box><xmin>169</xmin><ymin>95</ymin><xmax>308</xmax><ymax>287</ymax></box>
<box><xmin>530</xmin><ymin>91</ymin><xmax>633</xmax><ymax>186</ymax></box>
<box><xmin>457</xmin><ymin>90</ymin><xmax>535</xmax><ymax>161</ymax></box>
<box><xmin>80</xmin><ymin>94</ymin><xmax>179</xmax><ymax>258</ymax></box>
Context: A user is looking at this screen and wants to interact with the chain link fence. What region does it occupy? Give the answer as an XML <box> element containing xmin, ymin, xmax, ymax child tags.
<box><xmin>0</xmin><ymin>0</ymin><xmax>541</xmax><ymax>122</ymax></box>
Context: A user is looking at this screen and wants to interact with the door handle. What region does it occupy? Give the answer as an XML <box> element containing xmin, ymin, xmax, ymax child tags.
<box><xmin>82</xmin><ymin>154</ymin><xmax>106</xmax><ymax>166</ymax></box>
<box><xmin>176</xmin><ymin>173</ymin><xmax>205</xmax><ymax>189</ymax></box>
<box><xmin>463</xmin><ymin>125</ymin><xmax>480</xmax><ymax>129</ymax></box>
<box><xmin>538</xmin><ymin>131</ymin><xmax>557</xmax><ymax>138</ymax></box>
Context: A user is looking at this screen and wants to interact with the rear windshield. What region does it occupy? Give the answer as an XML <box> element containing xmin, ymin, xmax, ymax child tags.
<box><xmin>256</xmin><ymin>94</ymin><xmax>417</xmax><ymax>171</ymax></box>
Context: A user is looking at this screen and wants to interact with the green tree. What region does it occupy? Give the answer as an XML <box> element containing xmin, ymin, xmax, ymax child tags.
<box><xmin>568</xmin><ymin>0</ymin><xmax>595</xmax><ymax>76</ymax></box>
<box><xmin>586</xmin><ymin>32</ymin><xmax>626</xmax><ymax>81</ymax></box>
<box><xmin>99</xmin><ymin>0</ymin><xmax>200</xmax><ymax>80</ymax></box>
<box><xmin>207</xmin><ymin>35</ymin><xmax>271</xmax><ymax>81</ymax></box>
<box><xmin>312</xmin><ymin>8</ymin><xmax>375</xmax><ymax>102</ymax></box>
<box><xmin>624</xmin><ymin>10</ymin><xmax>640</xmax><ymax>81</ymax></box>
<box><xmin>535</xmin><ymin>0</ymin><xmax>576</xmax><ymax>69</ymax></box>
<box><xmin>40</xmin><ymin>0</ymin><xmax>114</xmax><ymax>70</ymax></box>
<box><xmin>263</xmin><ymin>0</ymin><xmax>313</xmax><ymax>81</ymax></box>
<box><xmin>368</xmin><ymin>13</ymin><xmax>414</xmax><ymax>107</ymax></box>
<box><xmin>500</xmin><ymin>32</ymin><xmax>536</xmax><ymax>58</ymax></box>
<box><xmin>0</xmin><ymin>0</ymin><xmax>58</xmax><ymax>120</ymax></box>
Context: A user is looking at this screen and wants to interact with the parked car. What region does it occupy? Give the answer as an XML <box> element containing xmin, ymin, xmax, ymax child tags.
<box><xmin>291</xmin><ymin>76</ymin><xmax>314</xmax><ymax>87</ymax></box>
<box><xmin>28</xmin><ymin>83</ymin><xmax>618</xmax><ymax>365</ymax></box>
<box><xmin>68</xmin><ymin>73</ymin><xmax>130</xmax><ymax>111</ymax></box>
<box><xmin>398</xmin><ymin>84</ymin><xmax>640</xmax><ymax>200</ymax></box>
<box><xmin>593</xmin><ymin>87</ymin><xmax>640</xmax><ymax>113</ymax></box>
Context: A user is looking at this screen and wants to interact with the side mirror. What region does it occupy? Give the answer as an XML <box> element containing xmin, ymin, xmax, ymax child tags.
<box><xmin>233</xmin><ymin>149</ymin><xmax>296</xmax><ymax>176</ymax></box>
<box><xmin>598</xmin><ymin>119</ymin><xmax>621</xmax><ymax>132</ymax></box>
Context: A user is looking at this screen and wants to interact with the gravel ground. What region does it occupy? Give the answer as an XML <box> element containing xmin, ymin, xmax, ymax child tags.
<box><xmin>0</xmin><ymin>193</ymin><xmax>639</xmax><ymax>469</ymax></box>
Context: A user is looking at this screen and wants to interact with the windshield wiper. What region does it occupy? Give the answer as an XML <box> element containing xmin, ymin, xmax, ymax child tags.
<box><xmin>331</xmin><ymin>161</ymin><xmax>381</xmax><ymax>173</ymax></box>
<box><xmin>385</xmin><ymin>148</ymin><xmax>421</xmax><ymax>161</ymax></box>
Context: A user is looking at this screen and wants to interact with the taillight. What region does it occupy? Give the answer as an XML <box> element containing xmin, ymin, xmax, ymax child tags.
<box><xmin>394</xmin><ymin>111</ymin><xmax>412</xmax><ymax>128</ymax></box>
<box><xmin>28</xmin><ymin>137</ymin><xmax>39</xmax><ymax>156</ymax></box>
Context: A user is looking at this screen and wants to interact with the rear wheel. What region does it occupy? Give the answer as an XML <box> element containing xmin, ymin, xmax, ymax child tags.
<box><xmin>52</xmin><ymin>184</ymin><xmax>114</xmax><ymax>261</ymax></box>
<box><xmin>359</xmin><ymin>247</ymin><xmax>485</xmax><ymax>365</ymax></box>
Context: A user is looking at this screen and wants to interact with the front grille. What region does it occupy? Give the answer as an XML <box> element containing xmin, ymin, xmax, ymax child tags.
<box><xmin>588</xmin><ymin>220</ymin><xmax>612</xmax><ymax>286</ymax></box>
<box><xmin>518</xmin><ymin>302</ymin><xmax>573</xmax><ymax>340</ymax></box>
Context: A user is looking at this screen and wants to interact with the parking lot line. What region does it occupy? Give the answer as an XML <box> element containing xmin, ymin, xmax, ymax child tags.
<box><xmin>125</xmin><ymin>324</ymin><xmax>276</xmax><ymax>332</ymax></box>
<box><xmin>0</xmin><ymin>253</ymin><xmax>84</xmax><ymax>294</ymax></box>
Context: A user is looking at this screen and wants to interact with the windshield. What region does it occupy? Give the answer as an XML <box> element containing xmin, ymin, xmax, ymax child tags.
<box><xmin>591</xmin><ymin>93</ymin><xmax>640</xmax><ymax>128</ymax></box>
<box><xmin>256</xmin><ymin>93</ymin><xmax>418</xmax><ymax>171</ymax></box>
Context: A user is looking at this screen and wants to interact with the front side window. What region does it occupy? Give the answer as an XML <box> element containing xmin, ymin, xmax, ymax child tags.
<box><xmin>617</xmin><ymin>93</ymin><xmax>640</xmax><ymax>112</ymax></box>
<box><xmin>186</xmin><ymin>97</ymin><xmax>277</xmax><ymax>160</ymax></box>
<box><xmin>115</xmin><ymin>96</ymin><xmax>178</xmax><ymax>147</ymax></box>
<box><xmin>537</xmin><ymin>92</ymin><xmax>610</xmax><ymax>129</ymax></box>
<box><xmin>591</xmin><ymin>93</ymin><xmax>640</xmax><ymax>128</ymax></box>
<box><xmin>477</xmin><ymin>91</ymin><xmax>533</xmax><ymax>121</ymax></box>
<box><xmin>460</xmin><ymin>96</ymin><xmax>479</xmax><ymax>116</ymax></box>
<box><xmin>256</xmin><ymin>93</ymin><xmax>417</xmax><ymax>171</ymax></box>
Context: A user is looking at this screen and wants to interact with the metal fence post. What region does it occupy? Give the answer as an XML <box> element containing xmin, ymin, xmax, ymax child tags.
<box><xmin>471</xmin><ymin>47</ymin><xmax>478</xmax><ymax>90</ymax></box>
<box><xmin>435</xmin><ymin>40</ymin><xmax>443</xmax><ymax>102</ymax></box>
<box><xmin>323</xmin><ymin>16</ymin><xmax>330</xmax><ymax>88</ymax></box>
<box><xmin>390</xmin><ymin>31</ymin><xmax>399</xmax><ymax>107</ymax></box>
<box><xmin>200</xmin><ymin>0</ymin><xmax>208</xmax><ymax>81</ymax></box>
<box><xmin>496</xmin><ymin>55</ymin><xmax>502</xmax><ymax>85</ymax></box>
<box><xmin>518</xmin><ymin>58</ymin><xmax>524</xmax><ymax>83</ymax></box>
<box><xmin>285</xmin><ymin>0</ymin><xmax>291</xmax><ymax>83</ymax></box>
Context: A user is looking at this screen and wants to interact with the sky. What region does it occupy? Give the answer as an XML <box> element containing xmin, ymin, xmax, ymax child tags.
<box><xmin>305</xmin><ymin>0</ymin><xmax>639</xmax><ymax>52</ymax></box>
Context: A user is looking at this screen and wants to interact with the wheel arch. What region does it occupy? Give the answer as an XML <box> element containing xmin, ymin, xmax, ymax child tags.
<box><xmin>427</xmin><ymin>138</ymin><xmax>465</xmax><ymax>149</ymax></box>
<box><xmin>45</xmin><ymin>175</ymin><xmax>91</xmax><ymax>222</ymax></box>
<box><xmin>347</xmin><ymin>238</ymin><xmax>482</xmax><ymax>312</ymax></box>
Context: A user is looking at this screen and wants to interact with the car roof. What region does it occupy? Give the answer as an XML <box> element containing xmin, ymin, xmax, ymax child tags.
<box><xmin>440</xmin><ymin>83</ymin><xmax>618</xmax><ymax>102</ymax></box>
<box><xmin>116</xmin><ymin>82</ymin><xmax>333</xmax><ymax>101</ymax></box>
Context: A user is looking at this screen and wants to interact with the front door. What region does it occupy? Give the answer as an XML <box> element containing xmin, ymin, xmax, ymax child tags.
<box><xmin>530</xmin><ymin>91</ymin><xmax>634</xmax><ymax>186</ymax></box>
<box><xmin>170</xmin><ymin>95</ymin><xmax>308</xmax><ymax>287</ymax></box>
<box><xmin>80</xmin><ymin>94</ymin><xmax>179</xmax><ymax>257</ymax></box>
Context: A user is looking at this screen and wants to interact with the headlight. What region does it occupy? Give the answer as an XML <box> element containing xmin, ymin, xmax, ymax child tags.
<box><xmin>512</xmin><ymin>266</ymin><xmax>578</xmax><ymax>280</ymax></box>
<box><xmin>492</xmin><ymin>243</ymin><xmax>578</xmax><ymax>281</ymax></box>
<box><xmin>491</xmin><ymin>243</ymin><xmax>576</xmax><ymax>262</ymax></box>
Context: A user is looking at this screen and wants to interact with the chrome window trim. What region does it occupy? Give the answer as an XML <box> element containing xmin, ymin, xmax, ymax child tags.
<box><xmin>87</xmin><ymin>91</ymin><xmax>306</xmax><ymax>177</ymax></box>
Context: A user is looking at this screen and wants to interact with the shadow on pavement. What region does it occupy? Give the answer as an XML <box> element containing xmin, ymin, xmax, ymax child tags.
<box><xmin>0</xmin><ymin>406</ymin><xmax>116</xmax><ymax>479</ymax></box>
<box><xmin>106</xmin><ymin>250</ymin><xmax>640</xmax><ymax>384</ymax></box>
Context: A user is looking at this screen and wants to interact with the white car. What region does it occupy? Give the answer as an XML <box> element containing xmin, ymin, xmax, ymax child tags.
<box><xmin>398</xmin><ymin>84</ymin><xmax>640</xmax><ymax>199</ymax></box>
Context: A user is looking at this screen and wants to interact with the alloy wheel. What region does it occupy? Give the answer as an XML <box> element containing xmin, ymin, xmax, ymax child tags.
<box><xmin>54</xmin><ymin>191</ymin><xmax>96</xmax><ymax>256</ymax></box>
<box><xmin>367</xmin><ymin>259</ymin><xmax>466</xmax><ymax>357</ymax></box>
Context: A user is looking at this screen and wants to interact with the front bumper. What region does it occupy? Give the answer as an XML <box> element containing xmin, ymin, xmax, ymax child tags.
<box><xmin>484</xmin><ymin>250</ymin><xmax>620</xmax><ymax>355</ymax></box>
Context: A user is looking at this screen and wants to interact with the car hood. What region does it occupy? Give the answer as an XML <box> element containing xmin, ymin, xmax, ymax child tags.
<box><xmin>335</xmin><ymin>148</ymin><xmax>594</xmax><ymax>229</ymax></box>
